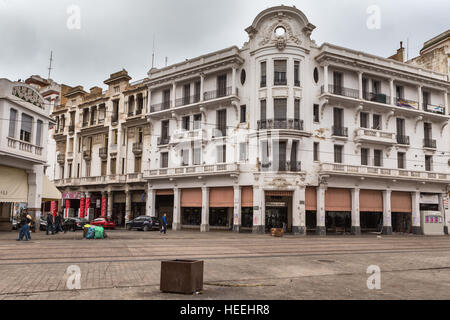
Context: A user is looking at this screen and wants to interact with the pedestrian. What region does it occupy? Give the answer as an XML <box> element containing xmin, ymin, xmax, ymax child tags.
<box><xmin>46</xmin><ymin>213</ymin><xmax>54</xmax><ymax>235</ymax></box>
<box><xmin>16</xmin><ymin>213</ymin><xmax>31</xmax><ymax>241</ymax></box>
<box><xmin>55</xmin><ymin>212</ymin><xmax>64</xmax><ymax>234</ymax></box>
<box><xmin>160</xmin><ymin>213</ymin><xmax>167</xmax><ymax>235</ymax></box>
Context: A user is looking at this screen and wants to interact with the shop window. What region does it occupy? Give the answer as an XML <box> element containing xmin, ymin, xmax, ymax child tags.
<box><xmin>209</xmin><ymin>208</ymin><xmax>230</xmax><ymax>227</ymax></box>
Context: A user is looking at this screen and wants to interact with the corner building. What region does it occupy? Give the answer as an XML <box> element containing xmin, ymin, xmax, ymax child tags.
<box><xmin>56</xmin><ymin>6</ymin><xmax>450</xmax><ymax>235</ymax></box>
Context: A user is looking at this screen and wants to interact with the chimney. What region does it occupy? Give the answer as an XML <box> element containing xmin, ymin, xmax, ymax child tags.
<box><xmin>388</xmin><ymin>41</ymin><xmax>405</xmax><ymax>63</ymax></box>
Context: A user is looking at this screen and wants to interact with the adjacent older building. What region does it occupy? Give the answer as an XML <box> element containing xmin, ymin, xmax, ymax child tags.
<box><xmin>53</xmin><ymin>6</ymin><xmax>450</xmax><ymax>235</ymax></box>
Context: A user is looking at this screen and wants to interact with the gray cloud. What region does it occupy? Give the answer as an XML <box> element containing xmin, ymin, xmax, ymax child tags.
<box><xmin>0</xmin><ymin>0</ymin><xmax>448</xmax><ymax>88</ymax></box>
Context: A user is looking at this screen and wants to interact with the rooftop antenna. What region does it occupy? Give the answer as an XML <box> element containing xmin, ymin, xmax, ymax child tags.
<box><xmin>47</xmin><ymin>50</ymin><xmax>53</xmax><ymax>79</ymax></box>
<box><xmin>165</xmin><ymin>56</ymin><xmax>168</xmax><ymax>67</ymax></box>
<box><xmin>151</xmin><ymin>35</ymin><xmax>155</xmax><ymax>68</ymax></box>
<box><xmin>406</xmin><ymin>37</ymin><xmax>409</xmax><ymax>61</ymax></box>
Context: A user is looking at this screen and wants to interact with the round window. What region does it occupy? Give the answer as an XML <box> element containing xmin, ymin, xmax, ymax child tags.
<box><xmin>313</xmin><ymin>67</ymin><xmax>319</xmax><ymax>84</ymax></box>
<box><xmin>275</xmin><ymin>26</ymin><xmax>286</xmax><ymax>37</ymax></box>
<box><xmin>240</xmin><ymin>69</ymin><xmax>246</xmax><ymax>85</ymax></box>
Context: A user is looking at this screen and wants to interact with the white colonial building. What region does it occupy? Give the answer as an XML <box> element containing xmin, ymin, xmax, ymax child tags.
<box><xmin>53</xmin><ymin>6</ymin><xmax>450</xmax><ymax>235</ymax></box>
<box><xmin>0</xmin><ymin>78</ymin><xmax>60</xmax><ymax>230</ymax></box>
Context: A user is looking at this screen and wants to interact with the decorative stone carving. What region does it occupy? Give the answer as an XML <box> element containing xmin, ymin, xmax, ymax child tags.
<box><xmin>258</xmin><ymin>15</ymin><xmax>302</xmax><ymax>49</ymax></box>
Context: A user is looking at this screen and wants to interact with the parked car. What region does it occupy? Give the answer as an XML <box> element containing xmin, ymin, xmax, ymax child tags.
<box><xmin>89</xmin><ymin>218</ymin><xmax>116</xmax><ymax>229</ymax></box>
<box><xmin>126</xmin><ymin>216</ymin><xmax>160</xmax><ymax>231</ymax></box>
<box><xmin>64</xmin><ymin>218</ymin><xmax>88</xmax><ymax>232</ymax></box>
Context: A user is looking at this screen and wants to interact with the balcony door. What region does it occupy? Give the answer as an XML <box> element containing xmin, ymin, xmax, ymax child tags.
<box><xmin>183</xmin><ymin>84</ymin><xmax>191</xmax><ymax>105</ymax></box>
<box><xmin>333</xmin><ymin>72</ymin><xmax>343</xmax><ymax>94</ymax></box>
<box><xmin>216</xmin><ymin>109</ymin><xmax>227</xmax><ymax>137</ymax></box>
<box><xmin>396</xmin><ymin>118</ymin><xmax>405</xmax><ymax>136</ymax></box>
<box><xmin>274</xmin><ymin>99</ymin><xmax>287</xmax><ymax>127</ymax></box>
<box><xmin>217</xmin><ymin>75</ymin><xmax>227</xmax><ymax>97</ymax></box>
<box><xmin>161</xmin><ymin>120</ymin><xmax>169</xmax><ymax>143</ymax></box>
<box><xmin>275</xmin><ymin>141</ymin><xmax>287</xmax><ymax>171</ymax></box>
<box><xmin>333</xmin><ymin>108</ymin><xmax>343</xmax><ymax>128</ymax></box>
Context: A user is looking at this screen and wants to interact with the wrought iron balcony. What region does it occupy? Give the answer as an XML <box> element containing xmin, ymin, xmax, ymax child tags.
<box><xmin>57</xmin><ymin>154</ymin><xmax>65</xmax><ymax>164</ymax></box>
<box><xmin>99</xmin><ymin>147</ymin><xmax>108</xmax><ymax>159</ymax></box>
<box><xmin>322</xmin><ymin>85</ymin><xmax>359</xmax><ymax>99</ymax></box>
<box><xmin>396</xmin><ymin>135</ymin><xmax>410</xmax><ymax>145</ymax></box>
<box><xmin>274</xmin><ymin>72</ymin><xmax>287</xmax><ymax>86</ymax></box>
<box><xmin>175</xmin><ymin>94</ymin><xmax>201</xmax><ymax>107</ymax></box>
<box><xmin>132</xmin><ymin>142</ymin><xmax>143</xmax><ymax>154</ymax></box>
<box><xmin>158</xmin><ymin>137</ymin><xmax>170</xmax><ymax>146</ymax></box>
<box><xmin>257</xmin><ymin>119</ymin><xmax>304</xmax><ymax>131</ymax></box>
<box><xmin>150</xmin><ymin>101</ymin><xmax>171</xmax><ymax>113</ymax></box>
<box><xmin>423</xmin><ymin>139</ymin><xmax>437</xmax><ymax>149</ymax></box>
<box><xmin>204</xmin><ymin>86</ymin><xmax>234</xmax><ymax>101</ymax></box>
<box><xmin>332</xmin><ymin>126</ymin><xmax>348</xmax><ymax>137</ymax></box>
<box><xmin>423</xmin><ymin>103</ymin><xmax>445</xmax><ymax>115</ymax></box>
<box><xmin>68</xmin><ymin>125</ymin><xmax>75</xmax><ymax>133</ymax></box>
<box><xmin>83</xmin><ymin>150</ymin><xmax>92</xmax><ymax>160</ymax></box>
<box><xmin>363</xmin><ymin>92</ymin><xmax>390</xmax><ymax>105</ymax></box>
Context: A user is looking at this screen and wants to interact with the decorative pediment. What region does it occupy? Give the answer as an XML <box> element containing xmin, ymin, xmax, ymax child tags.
<box><xmin>12</xmin><ymin>85</ymin><xmax>45</xmax><ymax>109</ymax></box>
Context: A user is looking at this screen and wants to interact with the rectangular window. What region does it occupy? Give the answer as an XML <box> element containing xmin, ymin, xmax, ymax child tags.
<box><xmin>60</xmin><ymin>165</ymin><xmax>64</xmax><ymax>179</ymax></box>
<box><xmin>77</xmin><ymin>164</ymin><xmax>80</xmax><ymax>178</ymax></box>
<box><xmin>360</xmin><ymin>112</ymin><xmax>369</xmax><ymax>128</ymax></box>
<box><xmin>217</xmin><ymin>74</ymin><xmax>227</xmax><ymax>97</ymax></box>
<box><xmin>194</xmin><ymin>81</ymin><xmax>201</xmax><ymax>103</ymax></box>
<box><xmin>122</xmin><ymin>158</ymin><xmax>125</xmax><ymax>175</ymax></box>
<box><xmin>424</xmin><ymin>122</ymin><xmax>432</xmax><ymax>140</ymax></box>
<box><xmin>163</xmin><ymin>89</ymin><xmax>171</xmax><ymax>109</ymax></box>
<box><xmin>193</xmin><ymin>147</ymin><xmax>201</xmax><ymax>165</ymax></box>
<box><xmin>112</xmin><ymin>100</ymin><xmax>119</xmax><ymax>123</ymax></box>
<box><xmin>261</xmin><ymin>141</ymin><xmax>270</xmax><ymax>167</ymax></box>
<box><xmin>260</xmin><ymin>100</ymin><xmax>267</xmax><ymax>121</ymax></box>
<box><xmin>334</xmin><ymin>145</ymin><xmax>343</xmax><ymax>164</ymax></box>
<box><xmin>277</xmin><ymin>141</ymin><xmax>287</xmax><ymax>171</ymax></box>
<box><xmin>396</xmin><ymin>85</ymin><xmax>404</xmax><ymax>99</ymax></box>
<box><xmin>425</xmin><ymin>155</ymin><xmax>433</xmax><ymax>172</ymax></box>
<box><xmin>161</xmin><ymin>152</ymin><xmax>169</xmax><ymax>168</ymax></box>
<box><xmin>313</xmin><ymin>142</ymin><xmax>319</xmax><ymax>162</ymax></box>
<box><xmin>20</xmin><ymin>113</ymin><xmax>33</xmax><ymax>142</ymax></box>
<box><xmin>274</xmin><ymin>60</ymin><xmax>287</xmax><ymax>85</ymax></box>
<box><xmin>112</xmin><ymin>129</ymin><xmax>118</xmax><ymax>145</ymax></box>
<box><xmin>86</xmin><ymin>162</ymin><xmax>91</xmax><ymax>177</ymax></box>
<box><xmin>193</xmin><ymin>114</ymin><xmax>202</xmax><ymax>130</ymax></box>
<box><xmin>333</xmin><ymin>72</ymin><xmax>343</xmax><ymax>94</ymax></box>
<box><xmin>290</xmin><ymin>141</ymin><xmax>298</xmax><ymax>171</ymax></box>
<box><xmin>294</xmin><ymin>99</ymin><xmax>300</xmax><ymax>121</ymax></box>
<box><xmin>8</xmin><ymin>109</ymin><xmax>17</xmax><ymax>138</ymax></box>
<box><xmin>373</xmin><ymin>114</ymin><xmax>381</xmax><ymax>130</ymax></box>
<box><xmin>361</xmin><ymin>148</ymin><xmax>369</xmax><ymax>166</ymax></box>
<box><xmin>313</xmin><ymin>104</ymin><xmax>320</xmax><ymax>123</ymax></box>
<box><xmin>68</xmin><ymin>163</ymin><xmax>72</xmax><ymax>178</ymax></box>
<box><xmin>181</xmin><ymin>149</ymin><xmax>189</xmax><ymax>166</ymax></box>
<box><xmin>260</xmin><ymin>61</ymin><xmax>267</xmax><ymax>87</ymax></box>
<box><xmin>78</xmin><ymin>137</ymin><xmax>82</xmax><ymax>152</ymax></box>
<box><xmin>182</xmin><ymin>116</ymin><xmax>190</xmax><ymax>131</ymax></box>
<box><xmin>372</xmin><ymin>80</ymin><xmax>381</xmax><ymax>94</ymax></box>
<box><xmin>161</xmin><ymin>120</ymin><xmax>169</xmax><ymax>143</ymax></box>
<box><xmin>110</xmin><ymin>158</ymin><xmax>116</xmax><ymax>175</ymax></box>
<box><xmin>374</xmin><ymin>150</ymin><xmax>383</xmax><ymax>167</ymax></box>
<box><xmin>240</xmin><ymin>105</ymin><xmax>246</xmax><ymax>123</ymax></box>
<box><xmin>101</xmin><ymin>160</ymin><xmax>107</xmax><ymax>176</ymax></box>
<box><xmin>239</xmin><ymin>143</ymin><xmax>247</xmax><ymax>162</ymax></box>
<box><xmin>217</xmin><ymin>145</ymin><xmax>226</xmax><ymax>163</ymax></box>
<box><xmin>134</xmin><ymin>157</ymin><xmax>141</xmax><ymax>173</ymax></box>
<box><xmin>423</xmin><ymin>91</ymin><xmax>430</xmax><ymax>109</ymax></box>
<box><xmin>216</xmin><ymin>109</ymin><xmax>227</xmax><ymax>137</ymax></box>
<box><xmin>35</xmin><ymin>120</ymin><xmax>43</xmax><ymax>146</ymax></box>
<box><xmin>183</xmin><ymin>84</ymin><xmax>191</xmax><ymax>105</ymax></box>
<box><xmin>274</xmin><ymin>99</ymin><xmax>287</xmax><ymax>121</ymax></box>
<box><xmin>294</xmin><ymin>61</ymin><xmax>300</xmax><ymax>86</ymax></box>
<box><xmin>397</xmin><ymin>152</ymin><xmax>405</xmax><ymax>169</ymax></box>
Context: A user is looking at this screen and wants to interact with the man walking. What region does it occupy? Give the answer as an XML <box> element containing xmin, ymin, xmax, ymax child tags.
<box><xmin>46</xmin><ymin>213</ymin><xmax>54</xmax><ymax>235</ymax></box>
<box><xmin>160</xmin><ymin>213</ymin><xmax>167</xmax><ymax>235</ymax></box>
<box><xmin>55</xmin><ymin>212</ymin><xmax>64</xmax><ymax>234</ymax></box>
<box><xmin>17</xmin><ymin>213</ymin><xmax>31</xmax><ymax>241</ymax></box>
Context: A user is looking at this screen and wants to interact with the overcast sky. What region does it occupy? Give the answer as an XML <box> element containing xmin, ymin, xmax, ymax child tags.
<box><xmin>0</xmin><ymin>0</ymin><xmax>448</xmax><ymax>89</ymax></box>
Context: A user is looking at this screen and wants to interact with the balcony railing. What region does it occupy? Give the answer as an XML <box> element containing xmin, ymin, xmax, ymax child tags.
<box><xmin>355</xmin><ymin>128</ymin><xmax>396</xmax><ymax>144</ymax></box>
<box><xmin>204</xmin><ymin>86</ymin><xmax>233</xmax><ymax>101</ymax></box>
<box><xmin>175</xmin><ymin>94</ymin><xmax>201</xmax><ymax>107</ymax></box>
<box><xmin>99</xmin><ymin>148</ymin><xmax>108</xmax><ymax>159</ymax></box>
<box><xmin>57</xmin><ymin>154</ymin><xmax>65</xmax><ymax>164</ymax></box>
<box><xmin>145</xmin><ymin>163</ymin><xmax>239</xmax><ymax>178</ymax></box>
<box><xmin>396</xmin><ymin>135</ymin><xmax>410</xmax><ymax>145</ymax></box>
<box><xmin>83</xmin><ymin>150</ymin><xmax>92</xmax><ymax>160</ymax></box>
<box><xmin>363</xmin><ymin>92</ymin><xmax>390</xmax><ymax>105</ymax></box>
<box><xmin>158</xmin><ymin>137</ymin><xmax>170</xmax><ymax>146</ymax></box>
<box><xmin>322</xmin><ymin>85</ymin><xmax>359</xmax><ymax>99</ymax></box>
<box><xmin>332</xmin><ymin>126</ymin><xmax>349</xmax><ymax>137</ymax></box>
<box><xmin>151</xmin><ymin>101</ymin><xmax>171</xmax><ymax>113</ymax></box>
<box><xmin>321</xmin><ymin>163</ymin><xmax>448</xmax><ymax>181</ymax></box>
<box><xmin>257</xmin><ymin>119</ymin><xmax>304</xmax><ymax>131</ymax></box>
<box><xmin>260</xmin><ymin>76</ymin><xmax>267</xmax><ymax>88</ymax></box>
<box><xmin>68</xmin><ymin>125</ymin><xmax>75</xmax><ymax>133</ymax></box>
<box><xmin>260</xmin><ymin>161</ymin><xmax>302</xmax><ymax>173</ymax></box>
<box><xmin>274</xmin><ymin>72</ymin><xmax>287</xmax><ymax>86</ymax></box>
<box><xmin>423</xmin><ymin>103</ymin><xmax>445</xmax><ymax>115</ymax></box>
<box><xmin>423</xmin><ymin>139</ymin><xmax>437</xmax><ymax>149</ymax></box>
<box><xmin>132</xmin><ymin>142</ymin><xmax>143</xmax><ymax>154</ymax></box>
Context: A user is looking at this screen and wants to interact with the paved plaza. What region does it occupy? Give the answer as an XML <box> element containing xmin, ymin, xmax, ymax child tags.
<box><xmin>0</xmin><ymin>230</ymin><xmax>450</xmax><ymax>300</ymax></box>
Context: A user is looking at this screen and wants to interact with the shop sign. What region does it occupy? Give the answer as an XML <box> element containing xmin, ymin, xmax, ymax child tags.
<box><xmin>420</xmin><ymin>194</ymin><xmax>439</xmax><ymax>204</ymax></box>
<box><xmin>266</xmin><ymin>202</ymin><xmax>286</xmax><ymax>207</ymax></box>
<box><xmin>62</xmin><ymin>192</ymin><xmax>81</xmax><ymax>200</ymax></box>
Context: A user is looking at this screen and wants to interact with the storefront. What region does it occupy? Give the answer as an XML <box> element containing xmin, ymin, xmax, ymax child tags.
<box><xmin>131</xmin><ymin>191</ymin><xmax>146</xmax><ymax>220</ymax></box>
<box><xmin>155</xmin><ymin>189</ymin><xmax>174</xmax><ymax>228</ymax></box>
<box><xmin>360</xmin><ymin>190</ymin><xmax>383</xmax><ymax>233</ymax></box>
<box><xmin>241</xmin><ymin>186</ymin><xmax>253</xmax><ymax>231</ymax></box>
<box><xmin>0</xmin><ymin>165</ymin><xmax>28</xmax><ymax>230</ymax></box>
<box><xmin>325</xmin><ymin>188</ymin><xmax>351</xmax><ymax>234</ymax></box>
<box><xmin>265</xmin><ymin>191</ymin><xmax>293</xmax><ymax>232</ymax></box>
<box><xmin>181</xmin><ymin>188</ymin><xmax>202</xmax><ymax>229</ymax></box>
<box><xmin>209</xmin><ymin>187</ymin><xmax>234</xmax><ymax>230</ymax></box>
<box><xmin>305</xmin><ymin>187</ymin><xmax>317</xmax><ymax>233</ymax></box>
<box><xmin>391</xmin><ymin>191</ymin><xmax>412</xmax><ymax>233</ymax></box>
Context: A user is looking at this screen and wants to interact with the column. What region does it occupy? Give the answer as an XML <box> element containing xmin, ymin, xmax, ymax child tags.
<box><xmin>200</xmin><ymin>74</ymin><xmax>205</xmax><ymax>102</ymax></box>
<box><xmin>125</xmin><ymin>190</ymin><xmax>131</xmax><ymax>224</ymax></box>
<box><xmin>292</xmin><ymin>186</ymin><xmax>306</xmax><ymax>235</ymax></box>
<box><xmin>323</xmin><ymin>64</ymin><xmax>329</xmax><ymax>93</ymax></box>
<box><xmin>65</xmin><ymin>199</ymin><xmax>71</xmax><ymax>219</ymax></box>
<box><xmin>172</xmin><ymin>188</ymin><xmax>181</xmax><ymax>231</ymax></box>
<box><xmin>358</xmin><ymin>71</ymin><xmax>363</xmax><ymax>100</ymax></box>
<box><xmin>440</xmin><ymin>193</ymin><xmax>449</xmax><ymax>235</ymax></box>
<box><xmin>85</xmin><ymin>193</ymin><xmax>91</xmax><ymax>219</ymax></box>
<box><xmin>171</xmin><ymin>82</ymin><xmax>176</xmax><ymax>108</ymax></box>
<box><xmin>201</xmin><ymin>186</ymin><xmax>209</xmax><ymax>232</ymax></box>
<box><xmin>79</xmin><ymin>193</ymin><xmax>85</xmax><ymax>219</ymax></box>
<box><xmin>382</xmin><ymin>190</ymin><xmax>392</xmax><ymax>235</ymax></box>
<box><xmin>27</xmin><ymin>166</ymin><xmax>43</xmax><ymax>232</ymax></box>
<box><xmin>101</xmin><ymin>192</ymin><xmax>107</xmax><ymax>217</ymax></box>
<box><xmin>147</xmin><ymin>89</ymin><xmax>152</xmax><ymax>114</ymax></box>
<box><xmin>418</xmin><ymin>86</ymin><xmax>423</xmax><ymax>110</ymax></box>
<box><xmin>411</xmin><ymin>191</ymin><xmax>422</xmax><ymax>235</ymax></box>
<box><xmin>107</xmin><ymin>191</ymin><xmax>113</xmax><ymax>218</ymax></box>
<box><xmin>232</xmin><ymin>67</ymin><xmax>237</xmax><ymax>96</ymax></box>
<box><xmin>252</xmin><ymin>186</ymin><xmax>265</xmax><ymax>234</ymax></box>
<box><xmin>147</xmin><ymin>186</ymin><xmax>156</xmax><ymax>217</ymax></box>
<box><xmin>316</xmin><ymin>185</ymin><xmax>326</xmax><ymax>235</ymax></box>
<box><xmin>389</xmin><ymin>79</ymin><xmax>395</xmax><ymax>105</ymax></box>
<box><xmin>233</xmin><ymin>185</ymin><xmax>241</xmax><ymax>233</ymax></box>
<box><xmin>351</xmin><ymin>188</ymin><xmax>361</xmax><ymax>235</ymax></box>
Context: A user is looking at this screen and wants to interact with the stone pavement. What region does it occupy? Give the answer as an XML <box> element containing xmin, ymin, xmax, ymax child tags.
<box><xmin>0</xmin><ymin>229</ymin><xmax>450</xmax><ymax>300</ymax></box>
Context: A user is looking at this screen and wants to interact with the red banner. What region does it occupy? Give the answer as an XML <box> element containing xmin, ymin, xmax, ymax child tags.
<box><xmin>85</xmin><ymin>197</ymin><xmax>91</xmax><ymax>218</ymax></box>
<box><xmin>65</xmin><ymin>200</ymin><xmax>71</xmax><ymax>218</ymax></box>
<box><xmin>51</xmin><ymin>201</ymin><xmax>58</xmax><ymax>217</ymax></box>
<box><xmin>80</xmin><ymin>198</ymin><xmax>85</xmax><ymax>218</ymax></box>
<box><xmin>101</xmin><ymin>197</ymin><xmax>107</xmax><ymax>217</ymax></box>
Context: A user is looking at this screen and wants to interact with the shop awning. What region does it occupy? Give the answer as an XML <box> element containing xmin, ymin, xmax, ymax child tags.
<box><xmin>241</xmin><ymin>187</ymin><xmax>253</xmax><ymax>207</ymax></box>
<box><xmin>181</xmin><ymin>188</ymin><xmax>202</xmax><ymax>208</ymax></box>
<box><xmin>325</xmin><ymin>188</ymin><xmax>351</xmax><ymax>212</ymax></box>
<box><xmin>0</xmin><ymin>165</ymin><xmax>28</xmax><ymax>203</ymax></box>
<box><xmin>210</xmin><ymin>187</ymin><xmax>234</xmax><ymax>208</ymax></box>
<box><xmin>360</xmin><ymin>190</ymin><xmax>383</xmax><ymax>212</ymax></box>
<box><xmin>42</xmin><ymin>175</ymin><xmax>62</xmax><ymax>201</ymax></box>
